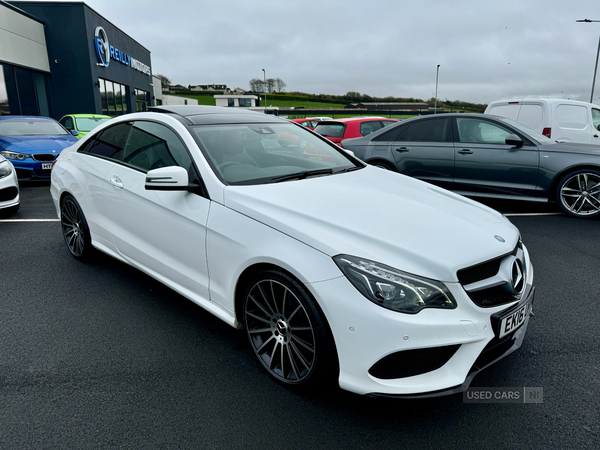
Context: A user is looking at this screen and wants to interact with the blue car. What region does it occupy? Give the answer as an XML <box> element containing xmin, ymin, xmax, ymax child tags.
<box><xmin>0</xmin><ymin>116</ymin><xmax>79</xmax><ymax>181</ymax></box>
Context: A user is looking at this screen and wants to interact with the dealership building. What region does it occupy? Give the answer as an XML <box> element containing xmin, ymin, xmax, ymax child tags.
<box><xmin>0</xmin><ymin>1</ymin><xmax>160</xmax><ymax>119</ymax></box>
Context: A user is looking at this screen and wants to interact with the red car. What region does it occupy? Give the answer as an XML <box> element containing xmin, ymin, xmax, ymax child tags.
<box><xmin>313</xmin><ymin>117</ymin><xmax>399</xmax><ymax>146</ymax></box>
<box><xmin>291</xmin><ymin>118</ymin><xmax>321</xmax><ymax>130</ymax></box>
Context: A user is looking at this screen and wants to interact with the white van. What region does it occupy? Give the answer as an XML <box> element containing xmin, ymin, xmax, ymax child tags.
<box><xmin>484</xmin><ymin>98</ymin><xmax>600</xmax><ymax>144</ymax></box>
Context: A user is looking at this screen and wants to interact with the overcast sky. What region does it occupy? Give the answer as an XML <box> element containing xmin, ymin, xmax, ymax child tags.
<box><xmin>78</xmin><ymin>0</ymin><xmax>600</xmax><ymax>104</ymax></box>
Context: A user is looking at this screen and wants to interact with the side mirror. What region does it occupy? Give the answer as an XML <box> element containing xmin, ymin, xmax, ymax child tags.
<box><xmin>145</xmin><ymin>166</ymin><xmax>190</xmax><ymax>191</ymax></box>
<box><xmin>505</xmin><ymin>134</ymin><xmax>523</xmax><ymax>148</ymax></box>
<box><xmin>70</xmin><ymin>130</ymin><xmax>79</xmax><ymax>136</ymax></box>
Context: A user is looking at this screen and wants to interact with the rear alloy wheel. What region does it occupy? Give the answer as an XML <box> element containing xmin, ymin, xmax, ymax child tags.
<box><xmin>557</xmin><ymin>170</ymin><xmax>600</xmax><ymax>218</ymax></box>
<box><xmin>60</xmin><ymin>195</ymin><xmax>93</xmax><ymax>260</ymax></box>
<box><xmin>243</xmin><ymin>270</ymin><xmax>335</xmax><ymax>388</ymax></box>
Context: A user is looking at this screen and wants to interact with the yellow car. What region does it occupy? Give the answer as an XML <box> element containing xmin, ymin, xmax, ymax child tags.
<box><xmin>59</xmin><ymin>114</ymin><xmax>112</xmax><ymax>139</ymax></box>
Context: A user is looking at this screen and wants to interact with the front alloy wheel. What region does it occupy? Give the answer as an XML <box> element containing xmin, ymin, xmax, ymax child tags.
<box><xmin>557</xmin><ymin>170</ymin><xmax>600</xmax><ymax>218</ymax></box>
<box><xmin>243</xmin><ymin>271</ymin><xmax>335</xmax><ymax>387</ymax></box>
<box><xmin>61</xmin><ymin>195</ymin><xmax>92</xmax><ymax>260</ymax></box>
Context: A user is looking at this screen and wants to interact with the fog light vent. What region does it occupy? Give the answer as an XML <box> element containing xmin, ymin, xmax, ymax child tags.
<box><xmin>368</xmin><ymin>344</ymin><xmax>461</xmax><ymax>380</ymax></box>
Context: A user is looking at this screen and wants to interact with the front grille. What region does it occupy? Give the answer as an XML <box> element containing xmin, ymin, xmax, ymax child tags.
<box><xmin>368</xmin><ymin>345</ymin><xmax>461</xmax><ymax>379</ymax></box>
<box><xmin>457</xmin><ymin>258</ymin><xmax>502</xmax><ymax>285</ymax></box>
<box><xmin>32</xmin><ymin>154</ymin><xmax>55</xmax><ymax>162</ymax></box>
<box><xmin>0</xmin><ymin>186</ymin><xmax>18</xmax><ymax>201</ymax></box>
<box><xmin>468</xmin><ymin>286</ymin><xmax>518</xmax><ymax>308</ymax></box>
<box><xmin>472</xmin><ymin>334</ymin><xmax>516</xmax><ymax>370</ymax></box>
<box><xmin>457</xmin><ymin>242</ymin><xmax>523</xmax><ymax>308</ymax></box>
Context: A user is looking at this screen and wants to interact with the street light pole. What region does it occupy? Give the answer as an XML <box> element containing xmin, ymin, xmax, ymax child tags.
<box><xmin>434</xmin><ymin>64</ymin><xmax>440</xmax><ymax>114</ymax></box>
<box><xmin>576</xmin><ymin>19</ymin><xmax>600</xmax><ymax>103</ymax></box>
<box><xmin>262</xmin><ymin>68</ymin><xmax>267</xmax><ymax>111</ymax></box>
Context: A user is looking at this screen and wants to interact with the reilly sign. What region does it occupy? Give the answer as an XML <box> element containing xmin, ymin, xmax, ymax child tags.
<box><xmin>94</xmin><ymin>26</ymin><xmax>151</xmax><ymax>76</ymax></box>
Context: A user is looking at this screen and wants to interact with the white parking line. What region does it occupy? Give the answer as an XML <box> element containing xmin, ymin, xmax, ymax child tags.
<box><xmin>504</xmin><ymin>212</ymin><xmax>563</xmax><ymax>217</ymax></box>
<box><xmin>0</xmin><ymin>219</ymin><xmax>60</xmax><ymax>222</ymax></box>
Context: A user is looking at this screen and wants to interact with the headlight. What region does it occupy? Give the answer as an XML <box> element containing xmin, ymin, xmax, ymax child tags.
<box><xmin>1</xmin><ymin>150</ymin><xmax>29</xmax><ymax>161</ymax></box>
<box><xmin>334</xmin><ymin>255</ymin><xmax>457</xmax><ymax>314</ymax></box>
<box><xmin>0</xmin><ymin>160</ymin><xmax>12</xmax><ymax>179</ymax></box>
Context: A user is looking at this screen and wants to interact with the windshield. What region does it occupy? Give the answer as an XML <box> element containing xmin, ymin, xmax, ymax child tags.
<box><xmin>496</xmin><ymin>116</ymin><xmax>553</xmax><ymax>144</ymax></box>
<box><xmin>313</xmin><ymin>123</ymin><xmax>346</xmax><ymax>138</ymax></box>
<box><xmin>191</xmin><ymin>123</ymin><xmax>360</xmax><ymax>185</ymax></box>
<box><xmin>75</xmin><ymin>117</ymin><xmax>112</xmax><ymax>132</ymax></box>
<box><xmin>0</xmin><ymin>119</ymin><xmax>69</xmax><ymax>136</ymax></box>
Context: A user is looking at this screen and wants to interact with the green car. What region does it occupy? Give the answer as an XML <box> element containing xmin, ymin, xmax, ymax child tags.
<box><xmin>59</xmin><ymin>114</ymin><xmax>112</xmax><ymax>139</ymax></box>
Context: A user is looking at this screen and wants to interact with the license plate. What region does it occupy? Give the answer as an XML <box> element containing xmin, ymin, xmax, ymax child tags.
<box><xmin>499</xmin><ymin>301</ymin><xmax>531</xmax><ymax>338</ymax></box>
<box><xmin>42</xmin><ymin>163</ymin><xmax>52</xmax><ymax>169</ymax></box>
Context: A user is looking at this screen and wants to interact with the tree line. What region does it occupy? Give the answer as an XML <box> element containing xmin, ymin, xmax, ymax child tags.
<box><xmin>249</xmin><ymin>78</ymin><xmax>286</xmax><ymax>93</ymax></box>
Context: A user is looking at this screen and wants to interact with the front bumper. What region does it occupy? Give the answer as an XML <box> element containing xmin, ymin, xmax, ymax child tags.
<box><xmin>307</xmin><ymin>247</ymin><xmax>535</xmax><ymax>396</ymax></box>
<box><xmin>369</xmin><ymin>286</ymin><xmax>535</xmax><ymax>398</ymax></box>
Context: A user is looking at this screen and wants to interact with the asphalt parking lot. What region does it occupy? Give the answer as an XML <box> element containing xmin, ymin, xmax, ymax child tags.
<box><xmin>1</xmin><ymin>184</ymin><xmax>598</xmax><ymax>450</ymax></box>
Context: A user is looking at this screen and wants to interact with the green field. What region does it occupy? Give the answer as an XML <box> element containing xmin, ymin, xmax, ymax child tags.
<box><xmin>170</xmin><ymin>94</ymin><xmax>418</xmax><ymax>118</ymax></box>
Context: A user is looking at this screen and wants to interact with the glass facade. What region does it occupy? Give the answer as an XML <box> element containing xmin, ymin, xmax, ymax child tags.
<box><xmin>0</xmin><ymin>64</ymin><xmax>50</xmax><ymax>116</ymax></box>
<box><xmin>99</xmin><ymin>78</ymin><xmax>129</xmax><ymax>116</ymax></box>
<box><xmin>135</xmin><ymin>88</ymin><xmax>150</xmax><ymax>112</ymax></box>
<box><xmin>0</xmin><ymin>65</ymin><xmax>10</xmax><ymax>115</ymax></box>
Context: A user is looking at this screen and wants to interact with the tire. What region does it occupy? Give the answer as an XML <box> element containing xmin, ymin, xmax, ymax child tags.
<box><xmin>556</xmin><ymin>169</ymin><xmax>600</xmax><ymax>218</ymax></box>
<box><xmin>60</xmin><ymin>195</ymin><xmax>93</xmax><ymax>260</ymax></box>
<box><xmin>242</xmin><ymin>270</ymin><xmax>337</xmax><ymax>389</ymax></box>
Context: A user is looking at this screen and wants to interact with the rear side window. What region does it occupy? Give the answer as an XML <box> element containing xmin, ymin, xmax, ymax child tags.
<box><xmin>556</xmin><ymin>104</ymin><xmax>588</xmax><ymax>129</ymax></box>
<box><xmin>359</xmin><ymin>121</ymin><xmax>385</xmax><ymax>136</ymax></box>
<box><xmin>592</xmin><ymin>108</ymin><xmax>600</xmax><ymax>131</ymax></box>
<box><xmin>122</xmin><ymin>121</ymin><xmax>193</xmax><ymax>173</ymax></box>
<box><xmin>87</xmin><ymin>122</ymin><xmax>131</xmax><ymax>159</ymax></box>
<box><xmin>517</xmin><ymin>104</ymin><xmax>543</xmax><ymax>130</ymax></box>
<box><xmin>397</xmin><ymin>118</ymin><xmax>452</xmax><ymax>142</ymax></box>
<box><xmin>314</xmin><ymin>123</ymin><xmax>346</xmax><ymax>138</ymax></box>
<box><xmin>373</xmin><ymin>123</ymin><xmax>406</xmax><ymax>142</ymax></box>
<box><xmin>488</xmin><ymin>104</ymin><xmax>520</xmax><ymax>120</ymax></box>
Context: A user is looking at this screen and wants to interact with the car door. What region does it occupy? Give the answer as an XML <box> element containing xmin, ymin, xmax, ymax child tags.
<box><xmin>104</xmin><ymin>120</ymin><xmax>211</xmax><ymax>302</ymax></box>
<box><xmin>453</xmin><ymin>117</ymin><xmax>539</xmax><ymax>197</ymax></box>
<box><xmin>73</xmin><ymin>121</ymin><xmax>133</xmax><ymax>246</ymax></box>
<box><xmin>390</xmin><ymin>116</ymin><xmax>455</xmax><ymax>189</ymax></box>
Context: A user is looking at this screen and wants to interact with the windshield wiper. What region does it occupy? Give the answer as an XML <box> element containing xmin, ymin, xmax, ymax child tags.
<box><xmin>334</xmin><ymin>166</ymin><xmax>362</xmax><ymax>174</ymax></box>
<box><xmin>271</xmin><ymin>168</ymin><xmax>334</xmax><ymax>183</ymax></box>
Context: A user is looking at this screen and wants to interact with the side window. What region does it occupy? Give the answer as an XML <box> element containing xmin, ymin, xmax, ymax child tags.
<box><xmin>457</xmin><ymin>118</ymin><xmax>511</xmax><ymax>145</ymax></box>
<box><xmin>122</xmin><ymin>121</ymin><xmax>193</xmax><ymax>174</ymax></box>
<box><xmin>397</xmin><ymin>118</ymin><xmax>451</xmax><ymax>142</ymax></box>
<box><xmin>61</xmin><ymin>117</ymin><xmax>73</xmax><ymax>130</ymax></box>
<box><xmin>87</xmin><ymin>122</ymin><xmax>131</xmax><ymax>159</ymax></box>
<box><xmin>359</xmin><ymin>121</ymin><xmax>384</xmax><ymax>136</ymax></box>
<box><xmin>381</xmin><ymin>120</ymin><xmax>396</xmax><ymax>128</ymax></box>
<box><xmin>373</xmin><ymin>123</ymin><xmax>406</xmax><ymax>142</ymax></box>
<box><xmin>592</xmin><ymin>108</ymin><xmax>600</xmax><ymax>131</ymax></box>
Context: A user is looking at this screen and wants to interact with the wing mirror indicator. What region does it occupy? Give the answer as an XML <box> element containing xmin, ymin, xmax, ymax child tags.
<box><xmin>144</xmin><ymin>166</ymin><xmax>200</xmax><ymax>193</ymax></box>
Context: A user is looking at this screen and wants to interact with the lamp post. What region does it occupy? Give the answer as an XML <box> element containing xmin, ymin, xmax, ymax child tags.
<box><xmin>434</xmin><ymin>64</ymin><xmax>440</xmax><ymax>114</ymax></box>
<box><xmin>576</xmin><ymin>19</ymin><xmax>600</xmax><ymax>103</ymax></box>
<box><xmin>262</xmin><ymin>68</ymin><xmax>267</xmax><ymax>110</ymax></box>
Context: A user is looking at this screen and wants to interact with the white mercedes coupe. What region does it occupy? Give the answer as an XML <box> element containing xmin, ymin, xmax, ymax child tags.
<box><xmin>51</xmin><ymin>106</ymin><xmax>535</xmax><ymax>397</ymax></box>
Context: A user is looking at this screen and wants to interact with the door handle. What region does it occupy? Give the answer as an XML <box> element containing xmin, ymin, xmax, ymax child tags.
<box><xmin>395</xmin><ymin>147</ymin><xmax>410</xmax><ymax>153</ymax></box>
<box><xmin>457</xmin><ymin>149</ymin><xmax>473</xmax><ymax>155</ymax></box>
<box><xmin>594</xmin><ymin>134</ymin><xmax>598</xmax><ymax>138</ymax></box>
<box><xmin>110</xmin><ymin>176</ymin><xmax>123</xmax><ymax>189</ymax></box>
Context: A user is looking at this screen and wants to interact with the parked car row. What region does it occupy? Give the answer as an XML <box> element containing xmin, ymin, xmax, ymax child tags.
<box><xmin>0</xmin><ymin>114</ymin><xmax>112</xmax><ymax>183</ymax></box>
<box><xmin>340</xmin><ymin>113</ymin><xmax>600</xmax><ymax>218</ymax></box>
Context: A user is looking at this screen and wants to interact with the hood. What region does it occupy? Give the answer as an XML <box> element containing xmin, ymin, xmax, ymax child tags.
<box><xmin>223</xmin><ymin>167</ymin><xmax>519</xmax><ymax>282</ymax></box>
<box><xmin>0</xmin><ymin>135</ymin><xmax>78</xmax><ymax>153</ymax></box>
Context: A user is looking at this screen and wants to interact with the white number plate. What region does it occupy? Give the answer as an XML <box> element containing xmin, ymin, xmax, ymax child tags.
<box><xmin>42</xmin><ymin>163</ymin><xmax>53</xmax><ymax>169</ymax></box>
<box><xmin>499</xmin><ymin>301</ymin><xmax>531</xmax><ymax>338</ymax></box>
